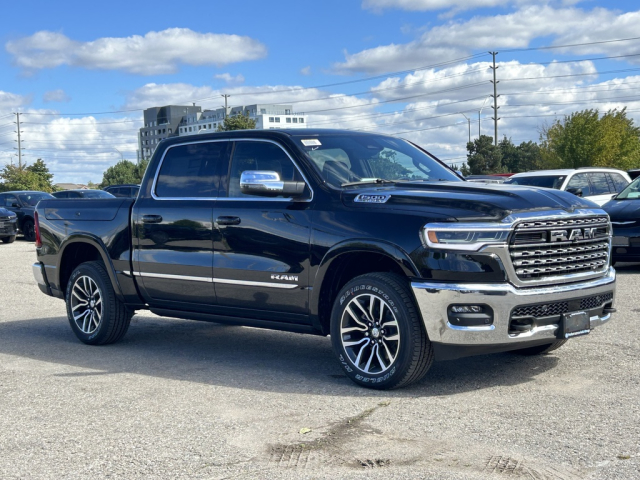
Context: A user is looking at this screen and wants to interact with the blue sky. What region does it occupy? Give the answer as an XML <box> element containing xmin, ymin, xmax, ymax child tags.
<box><xmin>2</xmin><ymin>0</ymin><xmax>640</xmax><ymax>183</ymax></box>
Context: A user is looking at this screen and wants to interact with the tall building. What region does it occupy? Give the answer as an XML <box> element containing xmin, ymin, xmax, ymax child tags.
<box><xmin>177</xmin><ymin>104</ymin><xmax>307</xmax><ymax>136</ymax></box>
<box><xmin>139</xmin><ymin>105</ymin><xmax>201</xmax><ymax>160</ymax></box>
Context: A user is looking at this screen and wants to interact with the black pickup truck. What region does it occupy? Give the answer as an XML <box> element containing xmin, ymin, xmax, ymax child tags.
<box><xmin>32</xmin><ymin>129</ymin><xmax>616</xmax><ymax>389</ymax></box>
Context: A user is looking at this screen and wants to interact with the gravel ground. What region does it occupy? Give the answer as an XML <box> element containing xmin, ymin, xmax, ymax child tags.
<box><xmin>0</xmin><ymin>238</ymin><xmax>639</xmax><ymax>479</ymax></box>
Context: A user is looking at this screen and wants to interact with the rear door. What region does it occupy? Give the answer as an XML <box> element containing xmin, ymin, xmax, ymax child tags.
<box><xmin>587</xmin><ymin>172</ymin><xmax>615</xmax><ymax>206</ymax></box>
<box><xmin>132</xmin><ymin>140</ymin><xmax>230</xmax><ymax>310</ymax></box>
<box><xmin>212</xmin><ymin>139</ymin><xmax>312</xmax><ymax>323</ymax></box>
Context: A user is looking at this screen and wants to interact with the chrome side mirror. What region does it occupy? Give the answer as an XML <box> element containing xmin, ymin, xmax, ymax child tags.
<box><xmin>240</xmin><ymin>170</ymin><xmax>305</xmax><ymax>197</ymax></box>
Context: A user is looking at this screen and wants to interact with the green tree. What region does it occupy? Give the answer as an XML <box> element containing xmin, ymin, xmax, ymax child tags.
<box><xmin>499</xmin><ymin>137</ymin><xmax>544</xmax><ymax>173</ymax></box>
<box><xmin>100</xmin><ymin>159</ymin><xmax>149</xmax><ymax>187</ymax></box>
<box><xmin>0</xmin><ymin>159</ymin><xmax>55</xmax><ymax>192</ymax></box>
<box><xmin>217</xmin><ymin>113</ymin><xmax>257</xmax><ymax>131</ymax></box>
<box><xmin>540</xmin><ymin>108</ymin><xmax>640</xmax><ymax>170</ymax></box>
<box><xmin>465</xmin><ymin>135</ymin><xmax>503</xmax><ymax>175</ymax></box>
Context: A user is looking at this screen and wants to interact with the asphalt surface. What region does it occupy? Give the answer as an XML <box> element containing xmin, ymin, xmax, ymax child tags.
<box><xmin>1</xmin><ymin>238</ymin><xmax>639</xmax><ymax>479</ymax></box>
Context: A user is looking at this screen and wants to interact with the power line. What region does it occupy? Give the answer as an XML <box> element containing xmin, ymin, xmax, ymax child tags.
<box><xmin>501</xmin><ymin>35</ymin><xmax>640</xmax><ymax>53</ymax></box>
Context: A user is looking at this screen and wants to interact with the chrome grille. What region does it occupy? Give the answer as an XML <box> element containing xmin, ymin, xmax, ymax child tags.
<box><xmin>509</xmin><ymin>216</ymin><xmax>610</xmax><ymax>282</ymax></box>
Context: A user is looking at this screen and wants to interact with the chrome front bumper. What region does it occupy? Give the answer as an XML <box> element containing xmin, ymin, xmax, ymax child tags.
<box><xmin>412</xmin><ymin>267</ymin><xmax>615</xmax><ymax>347</ymax></box>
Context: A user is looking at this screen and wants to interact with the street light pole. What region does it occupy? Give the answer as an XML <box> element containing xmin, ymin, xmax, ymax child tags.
<box><xmin>460</xmin><ymin>113</ymin><xmax>471</xmax><ymax>144</ymax></box>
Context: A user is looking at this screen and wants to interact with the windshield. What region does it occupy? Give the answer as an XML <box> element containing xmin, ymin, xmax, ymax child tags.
<box><xmin>294</xmin><ymin>134</ymin><xmax>461</xmax><ymax>188</ymax></box>
<box><xmin>82</xmin><ymin>190</ymin><xmax>115</xmax><ymax>198</ymax></box>
<box><xmin>504</xmin><ymin>175</ymin><xmax>565</xmax><ymax>189</ymax></box>
<box><xmin>18</xmin><ymin>192</ymin><xmax>54</xmax><ymax>206</ymax></box>
<box><xmin>615</xmin><ymin>176</ymin><xmax>640</xmax><ymax>200</ymax></box>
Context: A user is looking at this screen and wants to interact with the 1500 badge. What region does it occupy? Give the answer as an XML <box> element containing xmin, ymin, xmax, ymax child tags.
<box><xmin>271</xmin><ymin>274</ymin><xmax>299</xmax><ymax>282</ymax></box>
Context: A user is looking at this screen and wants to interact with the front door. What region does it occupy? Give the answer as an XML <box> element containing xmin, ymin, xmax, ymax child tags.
<box><xmin>212</xmin><ymin>139</ymin><xmax>312</xmax><ymax>323</ymax></box>
<box><xmin>133</xmin><ymin>140</ymin><xmax>229</xmax><ymax>310</ymax></box>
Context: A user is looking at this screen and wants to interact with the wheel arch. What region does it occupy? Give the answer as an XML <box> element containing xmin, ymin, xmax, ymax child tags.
<box><xmin>310</xmin><ymin>240</ymin><xmax>419</xmax><ymax>335</ymax></box>
<box><xmin>57</xmin><ymin>235</ymin><xmax>125</xmax><ymax>301</ymax></box>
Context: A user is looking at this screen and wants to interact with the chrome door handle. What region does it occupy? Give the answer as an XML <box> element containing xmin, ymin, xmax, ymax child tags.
<box><xmin>216</xmin><ymin>216</ymin><xmax>241</xmax><ymax>226</ymax></box>
<box><xmin>142</xmin><ymin>214</ymin><xmax>163</xmax><ymax>224</ymax></box>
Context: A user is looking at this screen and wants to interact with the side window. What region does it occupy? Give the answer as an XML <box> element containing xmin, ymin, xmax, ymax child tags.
<box><xmin>566</xmin><ymin>174</ymin><xmax>592</xmax><ymax>197</ymax></box>
<box><xmin>227</xmin><ymin>141</ymin><xmax>303</xmax><ymax>198</ymax></box>
<box><xmin>57</xmin><ymin>192</ymin><xmax>69</xmax><ymax>199</ymax></box>
<box><xmin>588</xmin><ymin>173</ymin><xmax>612</xmax><ymax>195</ymax></box>
<box><xmin>5</xmin><ymin>195</ymin><xmax>19</xmax><ymax>207</ymax></box>
<box><xmin>69</xmin><ymin>192</ymin><xmax>81</xmax><ymax>198</ymax></box>
<box><xmin>155</xmin><ymin>142</ymin><xmax>228</xmax><ymax>198</ymax></box>
<box><xmin>609</xmin><ymin>173</ymin><xmax>629</xmax><ymax>192</ymax></box>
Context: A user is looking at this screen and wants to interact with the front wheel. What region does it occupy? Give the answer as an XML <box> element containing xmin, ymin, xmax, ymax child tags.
<box><xmin>512</xmin><ymin>340</ymin><xmax>567</xmax><ymax>356</ymax></box>
<box><xmin>330</xmin><ymin>273</ymin><xmax>434</xmax><ymax>390</ymax></box>
<box><xmin>22</xmin><ymin>219</ymin><xmax>35</xmax><ymax>241</ymax></box>
<box><xmin>1</xmin><ymin>235</ymin><xmax>16</xmax><ymax>244</ymax></box>
<box><xmin>66</xmin><ymin>261</ymin><xmax>133</xmax><ymax>345</ymax></box>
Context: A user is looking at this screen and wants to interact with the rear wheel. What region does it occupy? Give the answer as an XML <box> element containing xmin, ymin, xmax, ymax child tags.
<box><xmin>512</xmin><ymin>340</ymin><xmax>567</xmax><ymax>356</ymax></box>
<box><xmin>22</xmin><ymin>219</ymin><xmax>35</xmax><ymax>241</ymax></box>
<box><xmin>1</xmin><ymin>236</ymin><xmax>15</xmax><ymax>244</ymax></box>
<box><xmin>65</xmin><ymin>261</ymin><xmax>132</xmax><ymax>345</ymax></box>
<box><xmin>330</xmin><ymin>273</ymin><xmax>433</xmax><ymax>390</ymax></box>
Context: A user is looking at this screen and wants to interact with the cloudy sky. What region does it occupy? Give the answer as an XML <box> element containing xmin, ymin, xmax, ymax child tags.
<box><xmin>2</xmin><ymin>0</ymin><xmax>640</xmax><ymax>183</ymax></box>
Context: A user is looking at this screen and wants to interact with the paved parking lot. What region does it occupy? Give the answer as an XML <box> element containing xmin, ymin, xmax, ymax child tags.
<box><xmin>1</xmin><ymin>239</ymin><xmax>639</xmax><ymax>479</ymax></box>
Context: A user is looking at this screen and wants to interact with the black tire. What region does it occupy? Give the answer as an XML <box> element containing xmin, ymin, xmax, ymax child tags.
<box><xmin>330</xmin><ymin>273</ymin><xmax>434</xmax><ymax>390</ymax></box>
<box><xmin>512</xmin><ymin>340</ymin><xmax>567</xmax><ymax>356</ymax></box>
<box><xmin>65</xmin><ymin>261</ymin><xmax>132</xmax><ymax>345</ymax></box>
<box><xmin>22</xmin><ymin>219</ymin><xmax>35</xmax><ymax>242</ymax></box>
<box><xmin>1</xmin><ymin>235</ymin><xmax>16</xmax><ymax>244</ymax></box>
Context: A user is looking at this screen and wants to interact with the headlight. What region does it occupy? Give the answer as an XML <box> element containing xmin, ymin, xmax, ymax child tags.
<box><xmin>423</xmin><ymin>223</ymin><xmax>510</xmax><ymax>251</ymax></box>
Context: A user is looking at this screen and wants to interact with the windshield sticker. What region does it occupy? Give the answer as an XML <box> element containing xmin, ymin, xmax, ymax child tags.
<box><xmin>301</xmin><ymin>139</ymin><xmax>322</xmax><ymax>147</ymax></box>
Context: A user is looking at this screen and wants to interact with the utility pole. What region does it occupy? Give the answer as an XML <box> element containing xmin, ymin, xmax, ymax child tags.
<box><xmin>478</xmin><ymin>96</ymin><xmax>490</xmax><ymax>138</ymax></box>
<box><xmin>14</xmin><ymin>112</ymin><xmax>23</xmax><ymax>169</ymax></box>
<box><xmin>221</xmin><ymin>94</ymin><xmax>230</xmax><ymax>119</ymax></box>
<box><xmin>460</xmin><ymin>113</ymin><xmax>471</xmax><ymax>144</ymax></box>
<box><xmin>489</xmin><ymin>52</ymin><xmax>500</xmax><ymax>146</ymax></box>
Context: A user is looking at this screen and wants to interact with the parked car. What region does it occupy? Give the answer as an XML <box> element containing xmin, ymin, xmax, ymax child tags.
<box><xmin>0</xmin><ymin>207</ymin><xmax>18</xmax><ymax>243</ymax></box>
<box><xmin>103</xmin><ymin>184</ymin><xmax>140</xmax><ymax>198</ymax></box>
<box><xmin>603</xmin><ymin>176</ymin><xmax>640</xmax><ymax>263</ymax></box>
<box><xmin>52</xmin><ymin>189</ymin><xmax>115</xmax><ymax>199</ymax></box>
<box><xmin>465</xmin><ymin>175</ymin><xmax>506</xmax><ymax>184</ymax></box>
<box><xmin>32</xmin><ymin>129</ymin><xmax>616</xmax><ymax>390</ymax></box>
<box><xmin>504</xmin><ymin>168</ymin><xmax>631</xmax><ymax>206</ymax></box>
<box><xmin>0</xmin><ymin>191</ymin><xmax>54</xmax><ymax>241</ymax></box>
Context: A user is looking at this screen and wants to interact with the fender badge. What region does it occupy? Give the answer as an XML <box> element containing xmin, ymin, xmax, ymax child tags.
<box><xmin>354</xmin><ymin>194</ymin><xmax>391</xmax><ymax>204</ymax></box>
<box><xmin>271</xmin><ymin>274</ymin><xmax>299</xmax><ymax>282</ymax></box>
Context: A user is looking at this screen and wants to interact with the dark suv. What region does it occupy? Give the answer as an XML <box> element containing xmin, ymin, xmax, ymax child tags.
<box><xmin>0</xmin><ymin>191</ymin><xmax>54</xmax><ymax>241</ymax></box>
<box><xmin>0</xmin><ymin>207</ymin><xmax>18</xmax><ymax>243</ymax></box>
<box><xmin>103</xmin><ymin>184</ymin><xmax>140</xmax><ymax>198</ymax></box>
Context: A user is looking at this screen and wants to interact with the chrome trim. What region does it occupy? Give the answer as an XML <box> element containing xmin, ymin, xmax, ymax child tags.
<box><xmin>32</xmin><ymin>262</ymin><xmax>46</xmax><ymax>287</ymax></box>
<box><xmin>135</xmin><ymin>271</ymin><xmax>212</xmax><ymax>283</ymax></box>
<box><xmin>411</xmin><ymin>267</ymin><xmax>615</xmax><ymax>346</ymax></box>
<box><xmin>213</xmin><ymin>278</ymin><xmax>298</xmax><ymax>289</ymax></box>
<box><xmin>133</xmin><ymin>271</ymin><xmax>298</xmax><ymax>289</ymax></box>
<box><xmin>121</xmin><ymin>270</ymin><xmax>131</xmax><ymax>276</ymax></box>
<box><xmin>150</xmin><ymin>138</ymin><xmax>314</xmax><ymax>202</ymax></box>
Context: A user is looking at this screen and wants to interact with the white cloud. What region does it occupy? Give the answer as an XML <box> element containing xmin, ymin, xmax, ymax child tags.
<box><xmin>214</xmin><ymin>73</ymin><xmax>245</xmax><ymax>85</ymax></box>
<box><xmin>363</xmin><ymin>0</ymin><xmax>512</xmax><ymax>13</ymax></box>
<box><xmin>6</xmin><ymin>28</ymin><xmax>267</xmax><ymax>75</ymax></box>
<box><xmin>300</xmin><ymin>66</ymin><xmax>312</xmax><ymax>76</ymax></box>
<box><xmin>335</xmin><ymin>6</ymin><xmax>640</xmax><ymax>74</ymax></box>
<box><xmin>43</xmin><ymin>89</ymin><xmax>71</xmax><ymax>103</ymax></box>
<box><xmin>0</xmin><ymin>90</ymin><xmax>31</xmax><ymax>110</ymax></box>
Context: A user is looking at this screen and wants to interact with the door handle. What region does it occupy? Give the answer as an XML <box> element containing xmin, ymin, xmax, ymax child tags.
<box><xmin>216</xmin><ymin>216</ymin><xmax>241</xmax><ymax>226</ymax></box>
<box><xmin>142</xmin><ymin>214</ymin><xmax>163</xmax><ymax>224</ymax></box>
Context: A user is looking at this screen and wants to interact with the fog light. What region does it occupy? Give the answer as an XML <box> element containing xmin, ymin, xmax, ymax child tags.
<box><xmin>447</xmin><ymin>304</ymin><xmax>494</xmax><ymax>327</ymax></box>
<box><xmin>450</xmin><ymin>305</ymin><xmax>483</xmax><ymax>313</ymax></box>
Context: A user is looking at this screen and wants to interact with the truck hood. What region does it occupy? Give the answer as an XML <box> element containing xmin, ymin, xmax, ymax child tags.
<box><xmin>341</xmin><ymin>181</ymin><xmax>597</xmax><ymax>221</ymax></box>
<box><xmin>602</xmin><ymin>198</ymin><xmax>640</xmax><ymax>221</ymax></box>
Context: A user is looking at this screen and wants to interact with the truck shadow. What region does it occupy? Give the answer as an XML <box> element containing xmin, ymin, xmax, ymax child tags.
<box><xmin>0</xmin><ymin>315</ymin><xmax>560</xmax><ymax>397</ymax></box>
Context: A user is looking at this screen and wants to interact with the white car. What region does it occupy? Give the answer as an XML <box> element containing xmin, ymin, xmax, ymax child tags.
<box><xmin>504</xmin><ymin>168</ymin><xmax>632</xmax><ymax>206</ymax></box>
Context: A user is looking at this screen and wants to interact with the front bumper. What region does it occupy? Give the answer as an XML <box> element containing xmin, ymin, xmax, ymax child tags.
<box><xmin>412</xmin><ymin>267</ymin><xmax>615</xmax><ymax>353</ymax></box>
